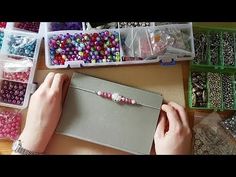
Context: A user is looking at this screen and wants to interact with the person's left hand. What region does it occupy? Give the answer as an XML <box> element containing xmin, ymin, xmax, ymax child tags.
<box><xmin>16</xmin><ymin>72</ymin><xmax>70</xmax><ymax>154</ymax></box>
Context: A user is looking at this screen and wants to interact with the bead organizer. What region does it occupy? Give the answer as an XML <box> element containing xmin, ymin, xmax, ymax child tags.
<box><xmin>0</xmin><ymin>29</ymin><xmax>41</xmax><ymax>109</ymax></box>
<box><xmin>189</xmin><ymin>68</ymin><xmax>236</xmax><ymax>111</ymax></box>
<box><xmin>189</xmin><ymin>26</ymin><xmax>236</xmax><ymax>111</ymax></box>
<box><xmin>44</xmin><ymin>22</ymin><xmax>195</xmax><ymax>69</ymax></box>
<box><xmin>192</xmin><ymin>27</ymin><xmax>236</xmax><ymax>69</ymax></box>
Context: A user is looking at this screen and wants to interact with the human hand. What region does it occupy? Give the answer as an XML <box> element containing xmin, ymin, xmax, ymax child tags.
<box><xmin>154</xmin><ymin>102</ymin><xmax>192</xmax><ymax>155</ymax></box>
<box><xmin>16</xmin><ymin>72</ymin><xmax>70</xmax><ymax>154</ymax></box>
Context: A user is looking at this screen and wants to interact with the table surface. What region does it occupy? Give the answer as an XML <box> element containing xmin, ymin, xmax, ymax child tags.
<box><xmin>0</xmin><ymin>22</ymin><xmax>235</xmax><ymax>155</ymax></box>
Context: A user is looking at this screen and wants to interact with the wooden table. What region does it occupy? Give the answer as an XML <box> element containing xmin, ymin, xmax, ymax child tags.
<box><xmin>0</xmin><ymin>22</ymin><xmax>235</xmax><ymax>154</ymax></box>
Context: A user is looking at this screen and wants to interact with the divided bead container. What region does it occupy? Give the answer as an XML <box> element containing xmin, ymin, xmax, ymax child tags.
<box><xmin>192</xmin><ymin>27</ymin><xmax>236</xmax><ymax>69</ymax></box>
<box><xmin>0</xmin><ymin>29</ymin><xmax>41</xmax><ymax>109</ymax></box>
<box><xmin>189</xmin><ymin>68</ymin><xmax>236</xmax><ymax>111</ymax></box>
<box><xmin>189</xmin><ymin>26</ymin><xmax>236</xmax><ymax>111</ymax></box>
<box><xmin>44</xmin><ymin>22</ymin><xmax>195</xmax><ymax>69</ymax></box>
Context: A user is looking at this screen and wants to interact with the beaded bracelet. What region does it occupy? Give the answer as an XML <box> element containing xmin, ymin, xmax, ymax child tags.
<box><xmin>70</xmin><ymin>86</ymin><xmax>160</xmax><ymax>110</ymax></box>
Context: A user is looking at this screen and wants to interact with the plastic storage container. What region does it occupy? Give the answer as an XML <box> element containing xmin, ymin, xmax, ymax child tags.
<box><xmin>189</xmin><ymin>26</ymin><xmax>236</xmax><ymax>111</ymax></box>
<box><xmin>189</xmin><ymin>67</ymin><xmax>236</xmax><ymax>111</ymax></box>
<box><xmin>44</xmin><ymin>22</ymin><xmax>195</xmax><ymax>69</ymax></box>
<box><xmin>0</xmin><ymin>29</ymin><xmax>41</xmax><ymax>109</ymax></box>
<box><xmin>192</xmin><ymin>26</ymin><xmax>236</xmax><ymax>69</ymax></box>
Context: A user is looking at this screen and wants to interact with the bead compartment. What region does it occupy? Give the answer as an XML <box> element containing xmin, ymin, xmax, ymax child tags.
<box><xmin>0</xmin><ymin>55</ymin><xmax>34</xmax><ymax>108</ymax></box>
<box><xmin>1</xmin><ymin>31</ymin><xmax>39</xmax><ymax>58</ymax></box>
<box><xmin>45</xmin><ymin>29</ymin><xmax>122</xmax><ymax>68</ymax></box>
<box><xmin>14</xmin><ymin>22</ymin><xmax>40</xmax><ymax>33</ymax></box>
<box><xmin>5</xmin><ymin>22</ymin><xmax>42</xmax><ymax>34</ymax></box>
<box><xmin>0</xmin><ymin>109</ymin><xmax>22</xmax><ymax>140</ymax></box>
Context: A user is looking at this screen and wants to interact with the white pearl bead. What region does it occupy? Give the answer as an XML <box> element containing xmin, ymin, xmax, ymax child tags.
<box><xmin>112</xmin><ymin>93</ymin><xmax>121</xmax><ymax>102</ymax></box>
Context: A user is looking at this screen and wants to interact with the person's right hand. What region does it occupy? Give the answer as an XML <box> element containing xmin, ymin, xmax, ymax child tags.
<box><xmin>154</xmin><ymin>102</ymin><xmax>192</xmax><ymax>155</ymax></box>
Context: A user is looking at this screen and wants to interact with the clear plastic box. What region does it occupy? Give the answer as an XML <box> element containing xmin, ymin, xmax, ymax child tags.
<box><xmin>0</xmin><ymin>29</ymin><xmax>41</xmax><ymax>109</ymax></box>
<box><xmin>44</xmin><ymin>22</ymin><xmax>195</xmax><ymax>69</ymax></box>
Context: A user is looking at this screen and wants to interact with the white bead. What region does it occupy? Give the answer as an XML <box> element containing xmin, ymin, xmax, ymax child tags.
<box><xmin>112</xmin><ymin>93</ymin><xmax>121</xmax><ymax>102</ymax></box>
<box><xmin>97</xmin><ymin>91</ymin><xmax>102</xmax><ymax>96</ymax></box>
<box><xmin>131</xmin><ymin>100</ymin><xmax>136</xmax><ymax>104</ymax></box>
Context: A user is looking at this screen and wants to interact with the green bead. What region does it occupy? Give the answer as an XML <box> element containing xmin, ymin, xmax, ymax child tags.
<box><xmin>116</xmin><ymin>55</ymin><xmax>120</xmax><ymax>61</ymax></box>
<box><xmin>91</xmin><ymin>59</ymin><xmax>96</xmax><ymax>63</ymax></box>
<box><xmin>79</xmin><ymin>52</ymin><xmax>84</xmax><ymax>56</ymax></box>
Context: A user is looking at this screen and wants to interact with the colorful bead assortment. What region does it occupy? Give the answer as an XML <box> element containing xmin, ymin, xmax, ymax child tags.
<box><xmin>14</xmin><ymin>22</ymin><xmax>40</xmax><ymax>33</ymax></box>
<box><xmin>50</xmin><ymin>22</ymin><xmax>83</xmax><ymax>31</ymax></box>
<box><xmin>0</xmin><ymin>31</ymin><xmax>4</xmax><ymax>49</ymax></box>
<box><xmin>3</xmin><ymin>68</ymin><xmax>31</xmax><ymax>82</ymax></box>
<box><xmin>7</xmin><ymin>35</ymin><xmax>37</xmax><ymax>58</ymax></box>
<box><xmin>48</xmin><ymin>30</ymin><xmax>120</xmax><ymax>65</ymax></box>
<box><xmin>0</xmin><ymin>22</ymin><xmax>7</xmax><ymax>28</ymax></box>
<box><xmin>0</xmin><ymin>110</ymin><xmax>21</xmax><ymax>140</ymax></box>
<box><xmin>0</xmin><ymin>80</ymin><xmax>27</xmax><ymax>105</ymax></box>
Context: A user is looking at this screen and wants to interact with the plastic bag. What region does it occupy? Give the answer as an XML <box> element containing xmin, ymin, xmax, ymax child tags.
<box><xmin>193</xmin><ymin>112</ymin><xmax>236</xmax><ymax>155</ymax></box>
<box><xmin>0</xmin><ymin>55</ymin><xmax>33</xmax><ymax>82</ymax></box>
<box><xmin>132</xmin><ymin>28</ymin><xmax>153</xmax><ymax>58</ymax></box>
<box><xmin>120</xmin><ymin>28</ymin><xmax>134</xmax><ymax>57</ymax></box>
<box><xmin>147</xmin><ymin>25</ymin><xmax>192</xmax><ymax>57</ymax></box>
<box><xmin>3</xmin><ymin>33</ymin><xmax>37</xmax><ymax>58</ymax></box>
